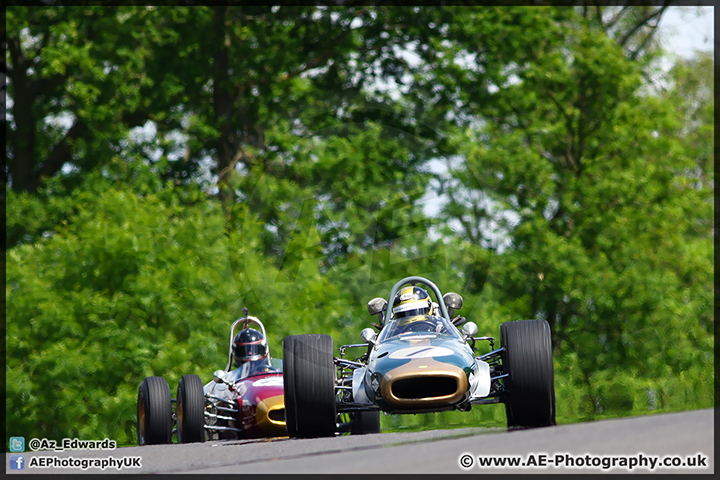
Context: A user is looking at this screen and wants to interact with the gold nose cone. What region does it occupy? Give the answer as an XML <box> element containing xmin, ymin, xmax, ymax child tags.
<box><xmin>381</xmin><ymin>359</ymin><xmax>468</xmax><ymax>408</ymax></box>
<box><xmin>256</xmin><ymin>395</ymin><xmax>287</xmax><ymax>436</ymax></box>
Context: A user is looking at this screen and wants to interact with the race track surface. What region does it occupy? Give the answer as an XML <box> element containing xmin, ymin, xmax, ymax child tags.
<box><xmin>6</xmin><ymin>408</ymin><xmax>713</xmax><ymax>475</ymax></box>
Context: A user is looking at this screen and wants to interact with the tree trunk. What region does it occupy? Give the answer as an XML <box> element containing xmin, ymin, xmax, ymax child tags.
<box><xmin>7</xmin><ymin>36</ymin><xmax>36</xmax><ymax>193</ymax></box>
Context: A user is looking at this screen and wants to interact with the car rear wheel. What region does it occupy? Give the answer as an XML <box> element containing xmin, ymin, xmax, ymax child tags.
<box><xmin>350</xmin><ymin>410</ymin><xmax>381</xmax><ymax>435</ymax></box>
<box><xmin>283</xmin><ymin>334</ymin><xmax>337</xmax><ymax>438</ymax></box>
<box><xmin>177</xmin><ymin>374</ymin><xmax>206</xmax><ymax>443</ymax></box>
<box><xmin>137</xmin><ymin>376</ymin><xmax>173</xmax><ymax>445</ymax></box>
<box><xmin>500</xmin><ymin>319</ymin><xmax>556</xmax><ymax>429</ymax></box>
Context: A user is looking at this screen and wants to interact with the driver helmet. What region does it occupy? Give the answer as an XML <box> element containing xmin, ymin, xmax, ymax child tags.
<box><xmin>233</xmin><ymin>328</ymin><xmax>268</xmax><ymax>367</ymax></box>
<box><xmin>392</xmin><ymin>286</ymin><xmax>432</xmax><ymax>319</ymax></box>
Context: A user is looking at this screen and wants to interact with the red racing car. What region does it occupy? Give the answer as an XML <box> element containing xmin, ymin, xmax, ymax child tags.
<box><xmin>137</xmin><ymin>310</ymin><xmax>286</xmax><ymax>444</ymax></box>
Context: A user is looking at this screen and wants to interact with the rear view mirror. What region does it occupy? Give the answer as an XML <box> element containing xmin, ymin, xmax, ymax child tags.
<box><xmin>443</xmin><ymin>292</ymin><xmax>463</xmax><ymax>319</ymax></box>
<box><xmin>462</xmin><ymin>321</ymin><xmax>478</xmax><ymax>338</ymax></box>
<box><xmin>361</xmin><ymin>328</ymin><xmax>377</xmax><ymax>345</ymax></box>
<box><xmin>212</xmin><ymin>370</ymin><xmax>228</xmax><ymax>383</ymax></box>
<box><xmin>367</xmin><ymin>297</ymin><xmax>388</xmax><ymax>327</ymax></box>
<box><xmin>367</xmin><ymin>297</ymin><xmax>387</xmax><ymax>316</ymax></box>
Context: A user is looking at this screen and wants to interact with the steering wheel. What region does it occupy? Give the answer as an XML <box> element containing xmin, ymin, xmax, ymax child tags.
<box><xmin>403</xmin><ymin>320</ymin><xmax>438</xmax><ymax>333</ymax></box>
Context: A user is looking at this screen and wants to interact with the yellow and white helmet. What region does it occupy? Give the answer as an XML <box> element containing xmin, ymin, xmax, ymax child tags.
<box><xmin>392</xmin><ymin>286</ymin><xmax>432</xmax><ymax>319</ymax></box>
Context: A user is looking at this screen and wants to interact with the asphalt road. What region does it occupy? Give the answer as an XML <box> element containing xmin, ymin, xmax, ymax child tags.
<box><xmin>6</xmin><ymin>408</ymin><xmax>713</xmax><ymax>475</ymax></box>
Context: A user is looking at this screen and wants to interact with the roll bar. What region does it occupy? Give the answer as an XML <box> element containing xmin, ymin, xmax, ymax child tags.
<box><xmin>383</xmin><ymin>276</ymin><xmax>451</xmax><ymax>325</ymax></box>
<box><xmin>225</xmin><ymin>315</ymin><xmax>268</xmax><ymax>372</ymax></box>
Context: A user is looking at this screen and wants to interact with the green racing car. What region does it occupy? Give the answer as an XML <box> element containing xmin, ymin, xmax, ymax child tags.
<box><xmin>282</xmin><ymin>275</ymin><xmax>556</xmax><ymax>438</ymax></box>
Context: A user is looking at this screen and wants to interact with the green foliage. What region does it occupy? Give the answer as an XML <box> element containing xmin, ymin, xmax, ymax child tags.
<box><xmin>4</xmin><ymin>6</ymin><xmax>713</xmax><ymax>447</ymax></box>
<box><xmin>440</xmin><ymin>8</ymin><xmax>713</xmax><ymax>421</ymax></box>
<box><xmin>6</xmin><ymin>166</ymin><xmax>238</xmax><ymax>444</ymax></box>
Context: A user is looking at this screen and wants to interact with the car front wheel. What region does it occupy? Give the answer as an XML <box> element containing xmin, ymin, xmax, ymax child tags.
<box><xmin>283</xmin><ymin>334</ymin><xmax>337</xmax><ymax>438</ymax></box>
<box><xmin>137</xmin><ymin>376</ymin><xmax>173</xmax><ymax>445</ymax></box>
<box><xmin>177</xmin><ymin>374</ymin><xmax>206</xmax><ymax>443</ymax></box>
<box><xmin>500</xmin><ymin>319</ymin><xmax>556</xmax><ymax>429</ymax></box>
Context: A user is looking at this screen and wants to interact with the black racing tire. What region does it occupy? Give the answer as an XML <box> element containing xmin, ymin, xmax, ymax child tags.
<box><xmin>137</xmin><ymin>376</ymin><xmax>173</xmax><ymax>445</ymax></box>
<box><xmin>500</xmin><ymin>319</ymin><xmax>556</xmax><ymax>429</ymax></box>
<box><xmin>177</xmin><ymin>374</ymin><xmax>206</xmax><ymax>443</ymax></box>
<box><xmin>350</xmin><ymin>410</ymin><xmax>381</xmax><ymax>435</ymax></box>
<box><xmin>282</xmin><ymin>336</ymin><xmax>298</xmax><ymax>437</ymax></box>
<box><xmin>282</xmin><ymin>334</ymin><xmax>337</xmax><ymax>438</ymax></box>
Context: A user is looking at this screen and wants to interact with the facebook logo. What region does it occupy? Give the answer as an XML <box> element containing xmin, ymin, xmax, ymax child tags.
<box><xmin>9</xmin><ymin>455</ymin><xmax>25</xmax><ymax>470</ymax></box>
<box><xmin>9</xmin><ymin>437</ymin><xmax>25</xmax><ymax>452</ymax></box>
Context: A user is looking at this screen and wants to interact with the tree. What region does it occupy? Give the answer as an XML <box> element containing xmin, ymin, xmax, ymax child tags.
<box><xmin>5</xmin><ymin>161</ymin><xmax>238</xmax><ymax>443</ymax></box>
<box><xmin>5</xmin><ymin>6</ymin><xmax>442</xmax><ymax>255</ymax></box>
<box><xmin>580</xmin><ymin>4</ymin><xmax>670</xmax><ymax>61</ymax></box>
<box><xmin>5</xmin><ymin>7</ymin><xmax>171</xmax><ymax>194</ymax></box>
<box><xmin>5</xmin><ymin>6</ymin><xmax>712</xmax><ymax>443</ymax></box>
<box><xmin>5</xmin><ymin>6</ymin><xmax>574</xmax><ymax>252</ymax></box>
<box><xmin>439</xmin><ymin>8</ymin><xmax>712</xmax><ymax>416</ymax></box>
